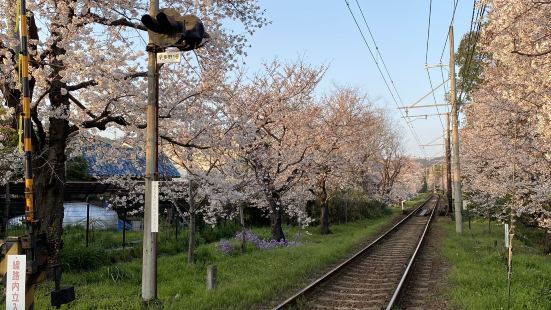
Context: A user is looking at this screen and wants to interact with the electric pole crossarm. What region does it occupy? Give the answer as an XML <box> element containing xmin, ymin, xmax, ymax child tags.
<box><xmin>424</xmin><ymin>63</ymin><xmax>448</xmax><ymax>69</ymax></box>
<box><xmin>425</xmin><ymin>134</ymin><xmax>445</xmax><ymax>145</ymax></box>
<box><xmin>398</xmin><ymin>103</ymin><xmax>450</xmax><ymax>109</ymax></box>
<box><xmin>402</xmin><ymin>112</ymin><xmax>448</xmax><ymax>118</ymax></box>
<box><xmin>407</xmin><ymin>78</ymin><xmax>450</xmax><ymax>108</ymax></box>
<box><xmin>420</xmin><ymin>144</ymin><xmax>444</xmax><ymax>147</ymax></box>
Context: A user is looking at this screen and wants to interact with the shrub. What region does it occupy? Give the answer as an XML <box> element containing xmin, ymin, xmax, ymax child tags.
<box><xmin>311</xmin><ymin>189</ymin><xmax>391</xmax><ymax>224</ymax></box>
<box><xmin>61</xmin><ymin>245</ymin><xmax>108</xmax><ymax>271</ymax></box>
<box><xmin>195</xmin><ymin>245</ymin><xmax>216</xmax><ymax>265</ymax></box>
<box><xmin>200</xmin><ymin>221</ymin><xmax>241</xmax><ymax>243</ymax></box>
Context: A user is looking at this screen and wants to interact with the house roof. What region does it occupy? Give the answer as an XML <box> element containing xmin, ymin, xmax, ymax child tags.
<box><xmin>84</xmin><ymin>153</ymin><xmax>180</xmax><ymax>179</ymax></box>
<box><xmin>79</xmin><ymin>139</ymin><xmax>180</xmax><ymax>179</ymax></box>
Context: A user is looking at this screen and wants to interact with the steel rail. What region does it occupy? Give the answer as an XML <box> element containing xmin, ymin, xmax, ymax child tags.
<box><xmin>385</xmin><ymin>195</ymin><xmax>439</xmax><ymax>309</ymax></box>
<box><xmin>273</xmin><ymin>195</ymin><xmax>436</xmax><ymax>310</ymax></box>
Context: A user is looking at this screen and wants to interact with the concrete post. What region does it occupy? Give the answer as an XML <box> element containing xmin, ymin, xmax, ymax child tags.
<box><xmin>207</xmin><ymin>265</ymin><xmax>217</xmax><ymax>290</ymax></box>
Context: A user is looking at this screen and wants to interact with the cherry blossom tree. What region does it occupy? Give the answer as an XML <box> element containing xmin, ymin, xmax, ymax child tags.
<box><xmin>460</xmin><ymin>0</ymin><xmax>551</xmax><ymax>231</ymax></box>
<box><xmin>0</xmin><ymin>0</ymin><xmax>267</xmax><ymax>263</ymax></box>
<box><xmin>388</xmin><ymin>158</ymin><xmax>423</xmax><ymax>202</ymax></box>
<box><xmin>221</xmin><ymin>61</ymin><xmax>324</xmax><ymax>241</ymax></box>
<box><xmin>307</xmin><ymin>87</ymin><xmax>381</xmax><ymax>234</ymax></box>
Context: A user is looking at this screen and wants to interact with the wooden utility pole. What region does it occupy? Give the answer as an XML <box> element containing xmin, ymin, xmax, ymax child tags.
<box><xmin>445</xmin><ymin>112</ymin><xmax>452</xmax><ymax>215</ymax></box>
<box><xmin>449</xmin><ymin>26</ymin><xmax>463</xmax><ymax>233</ymax></box>
<box><xmin>142</xmin><ymin>0</ymin><xmax>159</xmax><ymax>301</ymax></box>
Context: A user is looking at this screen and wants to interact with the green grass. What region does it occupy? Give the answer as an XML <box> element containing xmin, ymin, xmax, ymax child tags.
<box><xmin>32</xmin><ymin>207</ymin><xmax>415</xmax><ymax>309</ymax></box>
<box><xmin>440</xmin><ymin>220</ymin><xmax>551</xmax><ymax>310</ymax></box>
<box><xmin>402</xmin><ymin>192</ymin><xmax>430</xmax><ymax>210</ymax></box>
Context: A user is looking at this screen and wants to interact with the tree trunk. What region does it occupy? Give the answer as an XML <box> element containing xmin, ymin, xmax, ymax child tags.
<box><xmin>320</xmin><ymin>199</ymin><xmax>331</xmax><ymax>235</ymax></box>
<box><xmin>269</xmin><ymin>193</ymin><xmax>285</xmax><ymax>241</ymax></box>
<box><xmin>543</xmin><ymin>232</ymin><xmax>551</xmax><ymax>254</ymax></box>
<box><xmin>188</xmin><ymin>211</ymin><xmax>196</xmax><ymax>264</ymax></box>
<box><xmin>270</xmin><ymin>208</ymin><xmax>285</xmax><ymax>241</ymax></box>
<box><xmin>316</xmin><ymin>175</ymin><xmax>331</xmax><ymax>235</ymax></box>
<box><xmin>239</xmin><ymin>205</ymin><xmax>246</xmax><ymax>254</ymax></box>
<box><xmin>345</xmin><ymin>197</ymin><xmax>348</xmax><ymax>224</ymax></box>
<box><xmin>34</xmin><ymin>161</ymin><xmax>66</xmax><ymax>267</ymax></box>
<box><xmin>187</xmin><ymin>181</ymin><xmax>196</xmax><ymax>264</ymax></box>
<box><xmin>34</xmin><ymin>111</ymin><xmax>69</xmax><ymax>267</ymax></box>
<box><xmin>2</xmin><ymin>182</ymin><xmax>10</xmax><ymax>237</ymax></box>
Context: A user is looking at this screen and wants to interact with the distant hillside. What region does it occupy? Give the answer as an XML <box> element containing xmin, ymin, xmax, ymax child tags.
<box><xmin>416</xmin><ymin>156</ymin><xmax>445</xmax><ymax>168</ymax></box>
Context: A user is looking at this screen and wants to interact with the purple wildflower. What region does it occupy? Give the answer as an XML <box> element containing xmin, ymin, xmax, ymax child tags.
<box><xmin>234</xmin><ymin>229</ymin><xmax>301</xmax><ymax>250</ymax></box>
<box><xmin>217</xmin><ymin>239</ymin><xmax>234</xmax><ymax>255</ymax></box>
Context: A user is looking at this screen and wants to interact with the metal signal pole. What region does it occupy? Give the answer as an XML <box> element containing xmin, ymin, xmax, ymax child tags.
<box><xmin>142</xmin><ymin>0</ymin><xmax>159</xmax><ymax>302</ymax></box>
<box><xmin>449</xmin><ymin>26</ymin><xmax>463</xmax><ymax>233</ymax></box>
<box><xmin>20</xmin><ymin>0</ymin><xmax>34</xmax><ymax>227</ymax></box>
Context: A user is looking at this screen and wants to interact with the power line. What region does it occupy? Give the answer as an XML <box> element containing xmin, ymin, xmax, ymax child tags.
<box><xmin>424</xmin><ymin>0</ymin><xmax>445</xmax><ymax>130</ymax></box>
<box><xmin>456</xmin><ymin>0</ymin><xmax>479</xmax><ymax>103</ymax></box>
<box><xmin>343</xmin><ymin>0</ymin><xmax>398</xmax><ymax>106</ymax></box>
<box><xmin>458</xmin><ymin>3</ymin><xmax>487</xmax><ymax>105</ymax></box>
<box><xmin>439</xmin><ymin>0</ymin><xmax>460</xmax><ymax>62</ymax></box>
<box><xmin>343</xmin><ymin>0</ymin><xmax>427</xmax><ymax>156</ymax></box>
<box><xmin>425</xmin><ymin>0</ymin><xmax>433</xmax><ymax>65</ymax></box>
<box><xmin>434</xmin><ymin>0</ymin><xmax>461</xmax><ymax>113</ymax></box>
<box><xmin>354</xmin><ymin>0</ymin><xmax>405</xmax><ymax>106</ymax></box>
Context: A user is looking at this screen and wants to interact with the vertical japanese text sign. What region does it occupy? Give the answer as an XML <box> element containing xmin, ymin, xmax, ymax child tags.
<box><xmin>151</xmin><ymin>181</ymin><xmax>159</xmax><ymax>233</ymax></box>
<box><xmin>6</xmin><ymin>255</ymin><xmax>26</xmax><ymax>310</ymax></box>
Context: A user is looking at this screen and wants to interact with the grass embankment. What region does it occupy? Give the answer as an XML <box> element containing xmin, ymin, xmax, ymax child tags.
<box><xmin>440</xmin><ymin>220</ymin><xmax>551</xmax><ymax>310</ymax></box>
<box><xmin>32</xmin><ymin>194</ymin><xmax>430</xmax><ymax>309</ymax></box>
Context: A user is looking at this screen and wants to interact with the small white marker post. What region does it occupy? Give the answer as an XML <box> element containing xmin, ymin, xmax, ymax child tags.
<box><xmin>151</xmin><ymin>180</ymin><xmax>159</xmax><ymax>233</ymax></box>
<box><xmin>504</xmin><ymin>224</ymin><xmax>509</xmax><ymax>249</ymax></box>
<box><xmin>6</xmin><ymin>255</ymin><xmax>26</xmax><ymax>310</ymax></box>
<box><xmin>401</xmin><ymin>200</ymin><xmax>405</xmax><ymax>211</ymax></box>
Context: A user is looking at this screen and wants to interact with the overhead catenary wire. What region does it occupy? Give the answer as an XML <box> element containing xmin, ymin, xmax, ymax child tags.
<box><xmin>439</xmin><ymin>0</ymin><xmax>460</xmax><ymax>63</ymax></box>
<box><xmin>353</xmin><ymin>0</ymin><xmax>405</xmax><ymax>106</ymax></box>
<box><xmin>434</xmin><ymin>0</ymin><xmax>460</xmax><ymax>112</ymax></box>
<box><xmin>458</xmin><ymin>3</ymin><xmax>487</xmax><ymax>105</ymax></box>
<box><xmin>423</xmin><ymin>0</ymin><xmax>445</xmax><ymax>130</ymax></box>
<box><xmin>455</xmin><ymin>0</ymin><xmax>479</xmax><ymax>105</ymax></box>
<box><xmin>343</xmin><ymin>0</ymin><xmax>427</xmax><ymax>157</ymax></box>
<box><xmin>433</xmin><ymin>0</ymin><xmax>461</xmax><ymax>116</ymax></box>
<box><xmin>425</xmin><ymin>0</ymin><xmax>433</xmax><ymax>65</ymax></box>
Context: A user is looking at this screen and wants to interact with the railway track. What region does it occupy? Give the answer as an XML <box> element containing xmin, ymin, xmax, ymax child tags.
<box><xmin>274</xmin><ymin>195</ymin><xmax>439</xmax><ymax>310</ymax></box>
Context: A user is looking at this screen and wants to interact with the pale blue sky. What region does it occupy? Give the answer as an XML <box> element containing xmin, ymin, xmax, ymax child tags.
<box><xmin>241</xmin><ymin>1</ymin><xmax>474</xmax><ymax>158</ymax></box>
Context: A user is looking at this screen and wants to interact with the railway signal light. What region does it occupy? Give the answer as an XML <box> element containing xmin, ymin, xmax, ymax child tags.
<box><xmin>141</xmin><ymin>8</ymin><xmax>209</xmax><ymax>51</ymax></box>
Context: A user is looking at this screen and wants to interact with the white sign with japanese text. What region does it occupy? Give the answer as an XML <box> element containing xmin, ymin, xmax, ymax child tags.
<box><xmin>157</xmin><ymin>52</ymin><xmax>181</xmax><ymax>64</ymax></box>
<box><xmin>6</xmin><ymin>255</ymin><xmax>26</xmax><ymax>310</ymax></box>
<box><xmin>151</xmin><ymin>181</ymin><xmax>159</xmax><ymax>232</ymax></box>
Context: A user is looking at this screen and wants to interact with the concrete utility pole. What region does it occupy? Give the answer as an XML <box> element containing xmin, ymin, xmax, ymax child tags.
<box><xmin>142</xmin><ymin>0</ymin><xmax>159</xmax><ymax>302</ymax></box>
<box><xmin>440</xmin><ymin>163</ymin><xmax>444</xmax><ymax>192</ymax></box>
<box><xmin>431</xmin><ymin>165</ymin><xmax>436</xmax><ymax>192</ymax></box>
<box><xmin>449</xmin><ymin>26</ymin><xmax>463</xmax><ymax>233</ymax></box>
<box><xmin>445</xmin><ymin>112</ymin><xmax>452</xmax><ymax>215</ymax></box>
